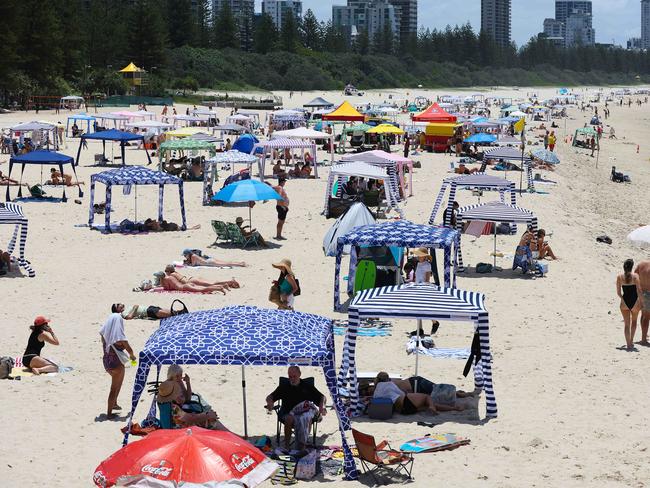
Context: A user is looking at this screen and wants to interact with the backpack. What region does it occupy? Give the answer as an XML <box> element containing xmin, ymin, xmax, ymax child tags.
<box><xmin>0</xmin><ymin>356</ymin><xmax>15</xmax><ymax>379</ymax></box>
<box><xmin>476</xmin><ymin>262</ymin><xmax>493</xmax><ymax>274</ymax></box>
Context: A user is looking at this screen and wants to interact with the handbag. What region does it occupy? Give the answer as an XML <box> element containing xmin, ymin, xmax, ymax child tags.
<box><xmin>170</xmin><ymin>299</ymin><xmax>189</xmax><ymax>316</ymax></box>
<box><xmin>111</xmin><ymin>345</ymin><xmax>131</xmax><ymax>365</ymax></box>
<box><xmin>293</xmin><ymin>278</ymin><xmax>301</xmax><ymax>297</ymax></box>
<box><xmin>268</xmin><ymin>283</ymin><xmax>281</xmax><ymax>305</ymax></box>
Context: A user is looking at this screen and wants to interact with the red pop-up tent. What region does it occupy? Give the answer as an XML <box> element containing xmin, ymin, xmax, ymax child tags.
<box><xmin>412</xmin><ymin>103</ymin><xmax>457</xmax><ymax>123</ymax></box>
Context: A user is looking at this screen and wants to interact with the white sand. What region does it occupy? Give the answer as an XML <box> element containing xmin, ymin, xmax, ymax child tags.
<box><xmin>1</xmin><ymin>86</ymin><xmax>649</xmax><ymax>487</ymax></box>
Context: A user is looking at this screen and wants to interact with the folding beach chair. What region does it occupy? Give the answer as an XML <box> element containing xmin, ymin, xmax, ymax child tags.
<box><xmin>210</xmin><ymin>220</ymin><xmax>229</xmax><ymax>246</ymax></box>
<box><xmin>225</xmin><ymin>222</ymin><xmax>260</xmax><ymax>248</ymax></box>
<box><xmin>352</xmin><ymin>429</ymin><xmax>414</xmax><ymax>484</ymax></box>
<box><xmin>273</xmin><ymin>377</ymin><xmax>321</xmax><ymax>447</ymax></box>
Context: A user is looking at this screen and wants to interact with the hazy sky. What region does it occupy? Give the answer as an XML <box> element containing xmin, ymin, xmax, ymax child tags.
<box><xmin>255</xmin><ymin>0</ymin><xmax>641</xmax><ymax>46</ymax></box>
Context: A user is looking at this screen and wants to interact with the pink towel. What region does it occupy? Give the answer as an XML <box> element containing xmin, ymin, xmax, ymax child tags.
<box><xmin>146</xmin><ymin>287</ymin><xmax>214</xmax><ymax>294</ymax></box>
<box><xmin>464</xmin><ymin>220</ymin><xmax>491</xmax><ymax>238</ymax></box>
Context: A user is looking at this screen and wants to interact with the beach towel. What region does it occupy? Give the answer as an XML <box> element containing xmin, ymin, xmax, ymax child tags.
<box><xmin>464</xmin><ymin>220</ymin><xmax>491</xmax><ymax>238</ymax></box>
<box><xmin>100</xmin><ymin>313</ymin><xmax>127</xmax><ymax>353</ymax></box>
<box><xmin>145</xmin><ymin>287</ymin><xmax>216</xmax><ymax>294</ymax></box>
<box><xmin>289</xmin><ymin>401</ymin><xmax>318</xmax><ymax>448</ymax></box>
<box><xmin>406</xmin><ymin>338</ymin><xmax>470</xmax><ymax>360</ymax></box>
<box><xmin>332</xmin><ymin>319</ymin><xmax>392</xmax><ymax>337</ymax></box>
<box><xmin>512</xmin><ymin>246</ymin><xmax>532</xmax><ymax>273</ymax></box>
<box><xmin>172</xmin><ymin>261</ymin><xmax>232</xmax><ymax>269</ymax></box>
<box><xmin>399</xmin><ymin>433</ymin><xmax>470</xmax><ymax>453</ymax></box>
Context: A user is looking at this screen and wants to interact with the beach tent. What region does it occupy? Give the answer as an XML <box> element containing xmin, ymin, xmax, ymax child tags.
<box><xmin>322</xmin><ymin>101</ymin><xmax>366</xmax><ymax>122</ymax></box>
<box><xmin>164</xmin><ymin>127</ymin><xmax>205</xmax><ymax>138</ymax></box>
<box><xmin>333</xmin><ymin>220</ymin><xmax>460</xmax><ymax>311</ymax></box>
<box><xmin>304</xmin><ymin>97</ymin><xmax>334</xmax><ymax>109</ymax></box>
<box><xmin>123</xmin><ymin>305</ymin><xmax>358</xmax><ymax>480</ymax></box>
<box><xmin>232</xmin><ymin>133</ymin><xmax>259</xmax><ymax>154</ymax></box>
<box><xmin>343</xmin><ymin>123</ymin><xmax>372</xmax><ymax>134</ymax></box>
<box><xmin>573</xmin><ymin>127</ymin><xmax>597</xmax><ymax>147</ymax></box>
<box><xmin>483</xmin><ymin>147</ymin><xmax>534</xmax><ymax>192</ymax></box>
<box><xmin>88</xmin><ymin>166</ymin><xmax>186</xmax><ymax>233</ymax></box>
<box><xmin>455</xmin><ymin>201</ymin><xmax>537</xmax><ymax>269</ymax></box>
<box><xmin>95</xmin><ymin>113</ymin><xmax>130</xmax><ymax>130</ymax></box>
<box><xmin>343</xmin><ymin>150</ymin><xmax>414</xmax><ymax>197</ymax></box>
<box><xmin>212</xmin><ymin>123</ymin><xmax>247</xmax><ymax>134</ymax></box>
<box><xmin>338</xmin><ymin>283</ymin><xmax>497</xmax><ymax>418</ymax></box>
<box><xmin>252</xmin><ymin>138</ymin><xmax>318</xmax><ymax>180</ymax></box>
<box><xmin>324</xmin><ymin>161</ymin><xmax>401</xmax><ymax>219</ymax></box>
<box><xmin>412</xmin><ymin>103</ymin><xmax>457</xmax><ymax>123</ymax></box>
<box><xmin>464</xmin><ymin>133</ymin><xmax>497</xmax><ymax>144</ymax></box>
<box><xmin>9</xmin><ymin>121</ymin><xmax>59</xmax><ymax>152</ymax></box>
<box><xmin>189</xmin><ymin>132</ymin><xmax>222</xmax><ymax>144</ymax></box>
<box><xmin>203</xmin><ymin>151</ymin><xmax>258</xmax><ymax>205</ymax></box>
<box><xmin>59</xmin><ymin>95</ymin><xmax>84</xmax><ymax>109</ymax></box>
<box><xmin>125</xmin><ymin>120</ymin><xmax>173</xmax><ymax>134</ymax></box>
<box><xmin>323</xmin><ymin>202</ymin><xmax>376</xmax><ymax>257</ymax></box>
<box><xmin>158</xmin><ymin>138</ymin><xmax>216</xmax><ymax>171</ymax></box>
<box><xmin>272</xmin><ymin>127</ymin><xmax>335</xmax><ymax>163</ymax></box>
<box><xmin>0</xmin><ymin>202</ymin><xmax>35</xmax><ymax>277</ymax></box>
<box><xmin>429</xmin><ymin>173</ymin><xmax>517</xmax><ymax>227</ymax></box>
<box><xmin>76</xmin><ymin>129</ymin><xmax>150</xmax><ymax>167</ymax></box>
<box><xmin>66</xmin><ymin>114</ymin><xmax>95</xmax><ymax>137</ymax></box>
<box><xmin>7</xmin><ymin>150</ymin><xmax>82</xmax><ymax>202</ymax></box>
<box><xmin>366</xmin><ymin>124</ymin><xmax>405</xmax><ymax>135</ymax></box>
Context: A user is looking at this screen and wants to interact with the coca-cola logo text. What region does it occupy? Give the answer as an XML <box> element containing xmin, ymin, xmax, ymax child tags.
<box><xmin>141</xmin><ymin>460</ymin><xmax>174</xmax><ymax>479</ymax></box>
<box><xmin>231</xmin><ymin>453</ymin><xmax>256</xmax><ymax>473</ymax></box>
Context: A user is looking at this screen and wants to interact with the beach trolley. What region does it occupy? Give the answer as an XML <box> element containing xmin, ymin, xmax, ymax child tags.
<box><xmin>337</xmin><ymin>283</ymin><xmax>497</xmax><ymax>419</ymax></box>
<box><xmin>122</xmin><ymin>305</ymin><xmax>360</xmax><ymax>480</ymax></box>
<box><xmin>0</xmin><ymin>202</ymin><xmax>35</xmax><ymax>277</ymax></box>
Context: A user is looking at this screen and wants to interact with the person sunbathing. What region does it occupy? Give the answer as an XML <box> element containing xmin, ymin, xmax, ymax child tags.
<box><xmin>288</xmin><ymin>163</ymin><xmax>302</xmax><ymax>178</ymax></box>
<box><xmin>454</xmin><ymin>163</ymin><xmax>480</xmax><ymax>175</ymax></box>
<box><xmin>371</xmin><ymin>371</ymin><xmax>450</xmax><ymax>415</ymax></box>
<box><xmin>0</xmin><ymin>249</ymin><xmax>11</xmax><ymax>275</ymax></box>
<box><xmin>156</xmin><ymin>380</ymin><xmax>229</xmax><ymax>431</ymax></box>
<box><xmin>164</xmin><ymin>264</ymin><xmax>240</xmax><ymax>290</ymax></box>
<box><xmin>156</xmin><ymin>271</ymin><xmax>228</xmax><ymax>294</ymax></box>
<box><xmin>272</xmin><ymin>160</ymin><xmax>287</xmax><ymax>178</ymax></box>
<box><xmin>48</xmin><ymin>168</ymin><xmax>84</xmax><ymax>187</ymax></box>
<box><xmin>120</xmin><ymin>303</ymin><xmax>173</xmax><ymax>320</ymax></box>
<box><xmin>300</xmin><ymin>162</ymin><xmax>312</xmax><ymax>178</ymax></box>
<box><xmin>0</xmin><ymin>171</ymin><xmax>27</xmax><ymax>186</ymax></box>
<box><xmin>181</xmin><ymin>249</ymin><xmax>246</xmax><ymax>267</ymax></box>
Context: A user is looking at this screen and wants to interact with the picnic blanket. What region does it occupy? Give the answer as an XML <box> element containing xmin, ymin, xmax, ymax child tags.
<box><xmin>399</xmin><ymin>433</ymin><xmax>470</xmax><ymax>453</ymax></box>
<box><xmin>11</xmin><ymin>357</ymin><xmax>73</xmax><ymax>377</ymax></box>
<box><xmin>332</xmin><ymin>318</ymin><xmax>392</xmax><ymax>337</ymax></box>
<box><xmin>406</xmin><ymin>338</ymin><xmax>470</xmax><ymax>360</ymax></box>
<box><xmin>172</xmin><ymin>261</ymin><xmax>232</xmax><ymax>269</ymax></box>
<box><xmin>145</xmin><ymin>287</ymin><xmax>217</xmax><ymax>295</ymax></box>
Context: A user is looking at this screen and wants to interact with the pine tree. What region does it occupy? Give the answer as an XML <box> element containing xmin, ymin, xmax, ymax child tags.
<box><xmin>166</xmin><ymin>0</ymin><xmax>196</xmax><ymax>48</ymax></box>
<box><xmin>354</xmin><ymin>28</ymin><xmax>370</xmax><ymax>55</ymax></box>
<box><xmin>213</xmin><ymin>3</ymin><xmax>239</xmax><ymax>49</ymax></box>
<box><xmin>195</xmin><ymin>0</ymin><xmax>211</xmax><ymax>48</ymax></box>
<box><xmin>128</xmin><ymin>0</ymin><xmax>168</xmax><ymax>70</ymax></box>
<box><xmin>253</xmin><ymin>13</ymin><xmax>278</xmax><ymax>54</ymax></box>
<box><xmin>280</xmin><ymin>11</ymin><xmax>299</xmax><ymax>52</ymax></box>
<box><xmin>301</xmin><ymin>9</ymin><xmax>320</xmax><ymax>51</ymax></box>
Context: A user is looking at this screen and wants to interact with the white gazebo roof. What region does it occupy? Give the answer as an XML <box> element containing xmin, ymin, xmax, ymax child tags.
<box><xmin>272</xmin><ymin>127</ymin><xmax>333</xmax><ymax>139</ymax></box>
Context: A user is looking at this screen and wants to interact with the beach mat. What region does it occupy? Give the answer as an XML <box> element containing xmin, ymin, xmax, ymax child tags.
<box><xmin>145</xmin><ymin>287</ymin><xmax>217</xmax><ymax>295</ymax></box>
<box><xmin>172</xmin><ymin>261</ymin><xmax>232</xmax><ymax>269</ymax></box>
<box><xmin>406</xmin><ymin>338</ymin><xmax>470</xmax><ymax>359</ymax></box>
<box><xmin>10</xmin><ymin>365</ymin><xmax>73</xmax><ymax>378</ymax></box>
<box><xmin>399</xmin><ymin>433</ymin><xmax>470</xmax><ymax>453</ymax></box>
<box><xmin>333</xmin><ymin>318</ymin><xmax>392</xmax><ymax>337</ymax></box>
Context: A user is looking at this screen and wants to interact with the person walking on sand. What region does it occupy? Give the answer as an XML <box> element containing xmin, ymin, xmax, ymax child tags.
<box><xmin>548</xmin><ymin>131</ymin><xmax>557</xmax><ymax>152</ymax></box>
<box><xmin>273</xmin><ymin>178</ymin><xmax>289</xmax><ymax>240</ymax></box>
<box><xmin>634</xmin><ymin>260</ymin><xmax>650</xmax><ymax>345</ymax></box>
<box><xmin>617</xmin><ymin>259</ymin><xmax>643</xmax><ymax>350</ymax></box>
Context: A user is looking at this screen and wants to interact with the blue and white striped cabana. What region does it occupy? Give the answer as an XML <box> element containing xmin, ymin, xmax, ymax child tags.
<box><xmin>88</xmin><ymin>166</ymin><xmax>186</xmax><ymax>233</ymax></box>
<box><xmin>0</xmin><ymin>202</ymin><xmax>35</xmax><ymax>277</ymax></box>
<box><xmin>338</xmin><ymin>283</ymin><xmax>497</xmax><ymax>418</ymax></box>
<box><xmin>333</xmin><ymin>220</ymin><xmax>459</xmax><ymax>311</ymax></box>
<box><xmin>483</xmin><ymin>146</ymin><xmax>535</xmax><ymax>192</ymax></box>
<box><xmin>429</xmin><ymin>173</ymin><xmax>516</xmax><ymax>227</ymax></box>
<box><xmin>455</xmin><ymin>201</ymin><xmax>537</xmax><ymax>270</ymax></box>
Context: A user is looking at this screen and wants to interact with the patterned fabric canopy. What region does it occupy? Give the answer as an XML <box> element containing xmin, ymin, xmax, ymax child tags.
<box><xmin>125</xmin><ymin>305</ymin><xmax>358</xmax><ymax>480</ymax></box>
<box><xmin>88</xmin><ymin>166</ymin><xmax>186</xmax><ymax>233</ymax></box>
<box><xmin>338</xmin><ymin>283</ymin><xmax>496</xmax><ymax>418</ymax></box>
<box><xmin>253</xmin><ymin>138</ymin><xmax>318</xmax><ymax>180</ymax></box>
<box><xmin>209</xmin><ymin>150</ymin><xmax>258</xmax><ymax>164</ymax></box>
<box><xmin>333</xmin><ymin>220</ymin><xmax>460</xmax><ymax>310</ymax></box>
<box><xmin>483</xmin><ymin>146</ymin><xmax>531</xmax><ymax>161</ymax></box>
<box><xmin>342</xmin><ymin>150</ymin><xmax>414</xmax><ymax>197</ymax></box>
<box><xmin>0</xmin><ymin>202</ymin><xmax>35</xmax><ymax>277</ymax></box>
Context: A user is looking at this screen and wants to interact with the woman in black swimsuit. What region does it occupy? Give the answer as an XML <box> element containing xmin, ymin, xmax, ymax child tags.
<box><xmin>22</xmin><ymin>316</ymin><xmax>59</xmax><ymax>374</ymax></box>
<box><xmin>617</xmin><ymin>259</ymin><xmax>643</xmax><ymax>350</ymax></box>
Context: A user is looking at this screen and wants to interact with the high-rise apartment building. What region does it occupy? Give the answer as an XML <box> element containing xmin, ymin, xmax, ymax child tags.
<box><xmin>642</xmin><ymin>0</ymin><xmax>650</xmax><ymax>49</ymax></box>
<box><xmin>332</xmin><ymin>0</ymin><xmax>416</xmax><ymax>43</ymax></box>
<box><xmin>387</xmin><ymin>0</ymin><xmax>418</xmax><ymax>44</ymax></box>
<box><xmin>564</xmin><ymin>13</ymin><xmax>595</xmax><ymax>47</ymax></box>
<box><xmin>543</xmin><ymin>18</ymin><xmax>566</xmax><ymax>47</ymax></box>
<box><xmin>555</xmin><ymin>0</ymin><xmax>592</xmax><ymax>24</ymax></box>
<box><xmin>212</xmin><ymin>0</ymin><xmax>255</xmax><ymax>49</ymax></box>
<box><xmin>480</xmin><ymin>0</ymin><xmax>511</xmax><ymax>47</ymax></box>
<box><xmin>262</xmin><ymin>0</ymin><xmax>303</xmax><ymax>29</ymax></box>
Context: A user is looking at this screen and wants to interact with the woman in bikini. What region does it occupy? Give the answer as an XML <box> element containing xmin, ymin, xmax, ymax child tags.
<box><xmin>617</xmin><ymin>259</ymin><xmax>643</xmax><ymax>350</ymax></box>
<box><xmin>181</xmin><ymin>249</ymin><xmax>246</xmax><ymax>268</ymax></box>
<box><xmin>161</xmin><ymin>265</ymin><xmax>239</xmax><ymax>294</ymax></box>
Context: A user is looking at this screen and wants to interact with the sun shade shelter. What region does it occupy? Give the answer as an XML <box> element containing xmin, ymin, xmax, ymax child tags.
<box><xmin>9</xmin><ymin>121</ymin><xmax>59</xmax><ymax>152</ymax></box>
<box><xmin>429</xmin><ymin>173</ymin><xmax>517</xmax><ymax>227</ymax></box>
<box><xmin>123</xmin><ymin>305</ymin><xmax>358</xmax><ymax>480</ymax></box>
<box><xmin>343</xmin><ymin>150</ymin><xmax>414</xmax><ymax>197</ymax></box>
<box><xmin>323</xmin><ymin>202</ymin><xmax>376</xmax><ymax>257</ymax></box>
<box><xmin>483</xmin><ymin>146</ymin><xmax>534</xmax><ymax>191</ymax></box>
<box><xmin>95</xmin><ymin>113</ymin><xmax>130</xmax><ymax>130</ymax></box>
<box><xmin>88</xmin><ymin>166</ymin><xmax>186</xmax><ymax>233</ymax></box>
<box><xmin>338</xmin><ymin>283</ymin><xmax>497</xmax><ymax>418</ymax></box>
<box><xmin>158</xmin><ymin>138</ymin><xmax>216</xmax><ymax>171</ymax></box>
<box><xmin>272</xmin><ymin>127</ymin><xmax>335</xmax><ymax>163</ymax></box>
<box><xmin>304</xmin><ymin>97</ymin><xmax>334</xmax><ymax>109</ymax></box>
<box><xmin>412</xmin><ymin>103</ymin><xmax>457</xmax><ymax>123</ymax></box>
<box><xmin>66</xmin><ymin>114</ymin><xmax>96</xmax><ymax>136</ymax></box>
<box><xmin>322</xmin><ymin>101</ymin><xmax>366</xmax><ymax>122</ymax></box>
<box><xmin>324</xmin><ymin>161</ymin><xmax>402</xmax><ymax>218</ymax></box>
<box><xmin>60</xmin><ymin>95</ymin><xmax>84</xmax><ymax>109</ymax></box>
<box><xmin>333</xmin><ymin>220</ymin><xmax>460</xmax><ymax>311</ymax></box>
<box><xmin>0</xmin><ymin>202</ymin><xmax>35</xmax><ymax>277</ymax></box>
<box><xmin>76</xmin><ymin>129</ymin><xmax>151</xmax><ymax>167</ymax></box>
<box><xmin>573</xmin><ymin>127</ymin><xmax>598</xmax><ymax>147</ymax></box>
<box><xmin>252</xmin><ymin>138</ymin><xmax>318</xmax><ymax>180</ymax></box>
<box><xmin>203</xmin><ymin>151</ymin><xmax>259</xmax><ymax>205</ymax></box>
<box><xmin>455</xmin><ymin>201</ymin><xmax>537</xmax><ymax>269</ymax></box>
<box><xmin>6</xmin><ymin>150</ymin><xmax>82</xmax><ymax>202</ymax></box>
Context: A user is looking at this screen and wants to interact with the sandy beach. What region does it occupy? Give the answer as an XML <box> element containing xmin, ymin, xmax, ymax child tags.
<box><xmin>1</xmin><ymin>85</ymin><xmax>650</xmax><ymax>487</ymax></box>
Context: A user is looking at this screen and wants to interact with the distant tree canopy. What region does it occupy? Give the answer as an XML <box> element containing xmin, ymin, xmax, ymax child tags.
<box><xmin>0</xmin><ymin>0</ymin><xmax>649</xmax><ymax>104</ymax></box>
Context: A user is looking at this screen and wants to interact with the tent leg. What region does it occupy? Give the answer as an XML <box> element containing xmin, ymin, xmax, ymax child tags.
<box><xmin>414</xmin><ymin>319</ymin><xmax>422</xmax><ymax>392</ymax></box>
<box><xmin>241</xmin><ymin>365</ymin><xmax>248</xmax><ymax>439</ymax></box>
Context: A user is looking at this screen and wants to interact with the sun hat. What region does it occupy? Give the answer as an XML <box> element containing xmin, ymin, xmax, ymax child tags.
<box><xmin>156</xmin><ymin>380</ymin><xmax>182</xmax><ymax>404</ymax></box>
<box><xmin>272</xmin><ymin>258</ymin><xmax>294</xmax><ymax>276</ymax></box>
<box><xmin>33</xmin><ymin>316</ymin><xmax>50</xmax><ymax>326</ymax></box>
<box><xmin>235</xmin><ymin>217</ymin><xmax>244</xmax><ymax>224</ymax></box>
<box><xmin>411</xmin><ymin>248</ymin><xmax>431</xmax><ymax>260</ymax></box>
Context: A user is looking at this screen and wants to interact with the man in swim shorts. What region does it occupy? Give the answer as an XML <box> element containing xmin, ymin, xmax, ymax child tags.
<box><xmin>635</xmin><ymin>261</ymin><xmax>650</xmax><ymax>345</ymax></box>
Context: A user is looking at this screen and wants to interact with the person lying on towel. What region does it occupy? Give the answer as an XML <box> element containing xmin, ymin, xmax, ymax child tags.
<box><xmin>182</xmin><ymin>248</ymin><xmax>247</xmax><ymax>267</ymax></box>
<box><xmin>152</xmin><ymin>265</ymin><xmax>238</xmax><ymax>294</ymax></box>
<box><xmin>117</xmin><ymin>303</ymin><xmax>173</xmax><ymax>320</ymax></box>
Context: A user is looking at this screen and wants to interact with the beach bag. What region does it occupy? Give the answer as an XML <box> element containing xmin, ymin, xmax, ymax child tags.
<box><xmin>0</xmin><ymin>356</ymin><xmax>14</xmax><ymax>379</ymax></box>
<box><xmin>269</xmin><ymin>283</ymin><xmax>282</xmax><ymax>305</ymax></box>
<box><xmin>295</xmin><ymin>450</ymin><xmax>318</xmax><ymax>480</ymax></box>
<box><xmin>29</xmin><ymin>185</ymin><xmax>46</xmax><ymax>198</ymax></box>
<box><xmin>431</xmin><ymin>384</ymin><xmax>457</xmax><ymax>406</ymax></box>
<box><xmin>111</xmin><ymin>345</ymin><xmax>131</xmax><ymax>366</ymax></box>
<box><xmin>170</xmin><ymin>299</ymin><xmax>189</xmax><ymax>316</ymax></box>
<box><xmin>476</xmin><ymin>262</ymin><xmax>493</xmax><ymax>274</ymax></box>
<box><xmin>293</xmin><ymin>278</ymin><xmax>301</xmax><ymax>297</ymax></box>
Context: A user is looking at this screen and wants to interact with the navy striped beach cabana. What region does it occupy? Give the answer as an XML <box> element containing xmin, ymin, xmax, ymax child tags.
<box><xmin>333</xmin><ymin>220</ymin><xmax>459</xmax><ymax>311</ymax></box>
<box><xmin>338</xmin><ymin>283</ymin><xmax>497</xmax><ymax>418</ymax></box>
<box><xmin>455</xmin><ymin>201</ymin><xmax>538</xmax><ymax>270</ymax></box>
<box><xmin>483</xmin><ymin>146</ymin><xmax>535</xmax><ymax>192</ymax></box>
<box><xmin>0</xmin><ymin>202</ymin><xmax>35</xmax><ymax>277</ymax></box>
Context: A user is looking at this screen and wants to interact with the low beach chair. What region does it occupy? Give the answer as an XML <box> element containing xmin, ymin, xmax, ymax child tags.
<box><xmin>225</xmin><ymin>222</ymin><xmax>259</xmax><ymax>248</ymax></box>
<box><xmin>352</xmin><ymin>429</ymin><xmax>414</xmax><ymax>484</ymax></box>
<box><xmin>273</xmin><ymin>377</ymin><xmax>321</xmax><ymax>447</ymax></box>
<box><xmin>210</xmin><ymin>220</ymin><xmax>229</xmax><ymax>245</ymax></box>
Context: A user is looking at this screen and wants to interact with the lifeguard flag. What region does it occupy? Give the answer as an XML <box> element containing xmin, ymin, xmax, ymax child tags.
<box><xmin>514</xmin><ymin>117</ymin><xmax>525</xmax><ymax>134</ymax></box>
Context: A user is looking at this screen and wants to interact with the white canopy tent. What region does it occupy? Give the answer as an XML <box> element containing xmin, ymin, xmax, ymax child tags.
<box><xmin>272</xmin><ymin>127</ymin><xmax>335</xmax><ymax>163</ymax></box>
<box><xmin>95</xmin><ymin>114</ymin><xmax>129</xmax><ymax>130</ymax></box>
<box><xmin>9</xmin><ymin>121</ymin><xmax>59</xmax><ymax>152</ymax></box>
<box><xmin>342</xmin><ymin>150</ymin><xmax>414</xmax><ymax>197</ymax></box>
<box><xmin>323</xmin><ymin>202</ymin><xmax>376</xmax><ymax>257</ymax></box>
<box><xmin>60</xmin><ymin>95</ymin><xmax>84</xmax><ymax>109</ymax></box>
<box><xmin>251</xmin><ymin>138</ymin><xmax>318</xmax><ymax>180</ymax></box>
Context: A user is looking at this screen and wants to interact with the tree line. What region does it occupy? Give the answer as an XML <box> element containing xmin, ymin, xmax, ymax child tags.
<box><xmin>1</xmin><ymin>0</ymin><xmax>649</xmax><ymax>104</ymax></box>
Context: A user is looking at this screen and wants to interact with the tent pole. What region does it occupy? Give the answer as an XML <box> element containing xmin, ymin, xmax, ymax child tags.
<box><xmin>248</xmin><ymin>203</ymin><xmax>252</xmax><ymax>229</ymax></box>
<box><xmin>494</xmin><ymin>223</ymin><xmax>497</xmax><ymax>268</ymax></box>
<box><xmin>135</xmin><ymin>185</ymin><xmax>138</xmax><ymax>223</ymax></box>
<box><xmin>241</xmin><ymin>365</ymin><xmax>248</xmax><ymax>438</ymax></box>
<box><xmin>414</xmin><ymin>319</ymin><xmax>422</xmax><ymax>392</ymax></box>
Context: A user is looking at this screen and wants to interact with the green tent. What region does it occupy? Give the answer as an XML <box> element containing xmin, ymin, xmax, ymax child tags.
<box><xmin>344</xmin><ymin>123</ymin><xmax>372</xmax><ymax>134</ymax></box>
<box><xmin>158</xmin><ymin>138</ymin><xmax>216</xmax><ymax>171</ymax></box>
<box><xmin>573</xmin><ymin>127</ymin><xmax>597</xmax><ymax>147</ymax></box>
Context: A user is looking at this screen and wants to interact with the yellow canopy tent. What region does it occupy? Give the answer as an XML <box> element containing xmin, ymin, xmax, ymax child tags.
<box><xmin>425</xmin><ymin>122</ymin><xmax>462</xmax><ymax>137</ymax></box>
<box><xmin>322</xmin><ymin>101</ymin><xmax>366</xmax><ymax>122</ymax></box>
<box><xmin>367</xmin><ymin>124</ymin><xmax>405</xmax><ymax>135</ymax></box>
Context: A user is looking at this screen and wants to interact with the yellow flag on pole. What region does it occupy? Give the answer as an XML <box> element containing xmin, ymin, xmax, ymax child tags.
<box><xmin>514</xmin><ymin>117</ymin><xmax>525</xmax><ymax>134</ymax></box>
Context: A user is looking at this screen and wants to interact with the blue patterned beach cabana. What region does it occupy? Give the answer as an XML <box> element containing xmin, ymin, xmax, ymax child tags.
<box><xmin>123</xmin><ymin>305</ymin><xmax>359</xmax><ymax>480</ymax></box>
<box><xmin>0</xmin><ymin>202</ymin><xmax>35</xmax><ymax>277</ymax></box>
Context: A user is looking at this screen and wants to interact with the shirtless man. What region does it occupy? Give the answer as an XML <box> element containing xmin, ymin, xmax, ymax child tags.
<box><xmin>634</xmin><ymin>260</ymin><xmax>650</xmax><ymax>345</ymax></box>
<box><xmin>164</xmin><ymin>264</ymin><xmax>239</xmax><ymax>291</ymax></box>
<box><xmin>49</xmin><ymin>168</ymin><xmax>84</xmax><ymax>187</ymax></box>
<box><xmin>157</xmin><ymin>271</ymin><xmax>229</xmax><ymax>294</ymax></box>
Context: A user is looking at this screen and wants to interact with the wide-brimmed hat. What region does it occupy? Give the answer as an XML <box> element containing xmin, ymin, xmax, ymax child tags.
<box><xmin>411</xmin><ymin>248</ymin><xmax>431</xmax><ymax>260</ymax></box>
<box><xmin>156</xmin><ymin>380</ymin><xmax>182</xmax><ymax>404</ymax></box>
<box><xmin>272</xmin><ymin>258</ymin><xmax>294</xmax><ymax>276</ymax></box>
<box><xmin>33</xmin><ymin>316</ymin><xmax>50</xmax><ymax>327</ymax></box>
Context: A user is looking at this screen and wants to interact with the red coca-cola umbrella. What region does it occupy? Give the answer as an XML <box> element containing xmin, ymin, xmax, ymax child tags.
<box><xmin>93</xmin><ymin>428</ymin><xmax>278</xmax><ymax>487</ymax></box>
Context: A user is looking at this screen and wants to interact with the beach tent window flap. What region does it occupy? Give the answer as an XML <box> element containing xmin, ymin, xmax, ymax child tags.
<box><xmin>88</xmin><ymin>166</ymin><xmax>186</xmax><ymax>233</ymax></box>
<box><xmin>338</xmin><ymin>284</ymin><xmax>497</xmax><ymax>418</ymax></box>
<box><xmin>123</xmin><ymin>305</ymin><xmax>358</xmax><ymax>480</ymax></box>
<box><xmin>0</xmin><ymin>203</ymin><xmax>35</xmax><ymax>277</ymax></box>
